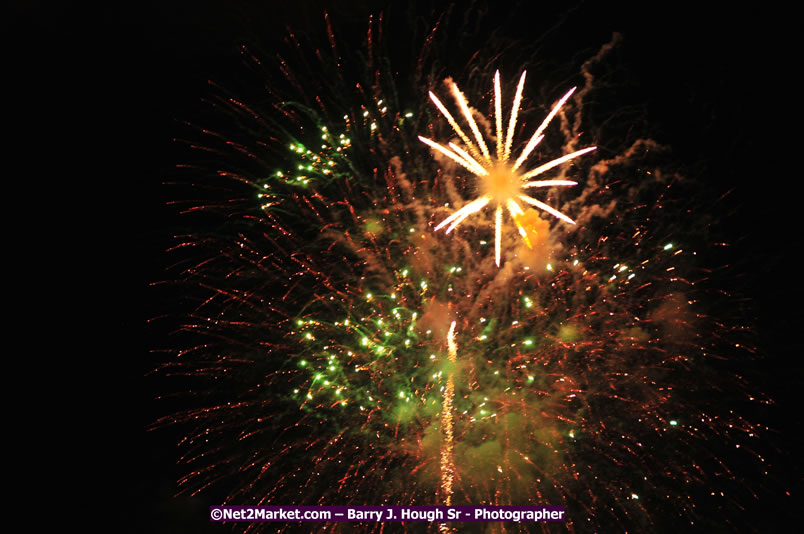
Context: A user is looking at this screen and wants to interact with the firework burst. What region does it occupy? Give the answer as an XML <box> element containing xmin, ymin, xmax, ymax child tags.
<box><xmin>153</xmin><ymin>6</ymin><xmax>782</xmax><ymax>533</ymax></box>
<box><xmin>420</xmin><ymin>71</ymin><xmax>595</xmax><ymax>266</ymax></box>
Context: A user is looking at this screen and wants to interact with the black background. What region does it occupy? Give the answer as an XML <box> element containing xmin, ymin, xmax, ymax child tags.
<box><xmin>12</xmin><ymin>1</ymin><xmax>799</xmax><ymax>531</ymax></box>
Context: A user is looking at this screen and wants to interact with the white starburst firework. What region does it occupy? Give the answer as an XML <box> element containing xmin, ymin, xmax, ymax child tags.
<box><xmin>420</xmin><ymin>71</ymin><xmax>596</xmax><ymax>266</ymax></box>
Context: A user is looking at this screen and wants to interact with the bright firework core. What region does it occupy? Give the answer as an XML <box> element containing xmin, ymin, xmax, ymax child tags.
<box><xmin>480</xmin><ymin>163</ymin><xmax>524</xmax><ymax>204</ymax></box>
<box><xmin>420</xmin><ymin>71</ymin><xmax>596</xmax><ymax>266</ymax></box>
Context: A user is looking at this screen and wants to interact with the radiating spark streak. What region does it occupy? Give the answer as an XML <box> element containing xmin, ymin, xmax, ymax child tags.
<box><xmin>503</xmin><ymin>71</ymin><xmax>527</xmax><ymax>163</ymax></box>
<box><xmin>506</xmin><ymin>198</ymin><xmax>525</xmax><ymax>216</ymax></box>
<box><xmin>440</xmin><ymin>321</ymin><xmax>458</xmax><ymax>511</ymax></box>
<box><xmin>512</xmin><ymin>134</ymin><xmax>544</xmax><ymax>172</ymax></box>
<box><xmin>428</xmin><ymin>92</ymin><xmax>482</xmax><ymax>161</ymax></box>
<box><xmin>451</xmin><ymin>83</ymin><xmax>492</xmax><ymax>163</ymax></box>
<box><xmin>494</xmin><ymin>71</ymin><xmax>503</xmax><ymax>161</ymax></box>
<box><xmin>522</xmin><ymin>179</ymin><xmax>578</xmax><ymax>188</ymax></box>
<box><xmin>519</xmin><ymin>194</ymin><xmax>576</xmax><ymax>225</ymax></box>
<box><xmin>444</xmin><ymin>197</ymin><xmax>491</xmax><ymax>233</ymax></box>
<box><xmin>519</xmin><ymin>146</ymin><xmax>597</xmax><ymax>181</ymax></box>
<box><xmin>495</xmin><ymin>206</ymin><xmax>503</xmax><ymax>266</ymax></box>
<box><xmin>506</xmin><ymin>199</ymin><xmax>531</xmax><ymax>248</ymax></box>
<box><xmin>512</xmin><ymin>87</ymin><xmax>576</xmax><ymax>171</ymax></box>
<box><xmin>434</xmin><ymin>196</ymin><xmax>491</xmax><ymax>232</ymax></box>
<box><xmin>418</xmin><ymin>136</ymin><xmax>486</xmax><ymax>175</ymax></box>
<box><xmin>448</xmin><ymin>142</ymin><xmax>489</xmax><ymax>176</ymax></box>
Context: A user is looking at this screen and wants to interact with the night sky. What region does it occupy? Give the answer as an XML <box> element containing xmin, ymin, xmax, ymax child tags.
<box><xmin>19</xmin><ymin>1</ymin><xmax>798</xmax><ymax>531</ymax></box>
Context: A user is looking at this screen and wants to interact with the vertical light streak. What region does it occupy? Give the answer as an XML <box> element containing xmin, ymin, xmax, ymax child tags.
<box><xmin>495</xmin><ymin>205</ymin><xmax>503</xmax><ymax>266</ymax></box>
<box><xmin>494</xmin><ymin>70</ymin><xmax>503</xmax><ymax>161</ymax></box>
<box><xmin>503</xmin><ymin>71</ymin><xmax>527</xmax><ymax>163</ymax></box>
<box><xmin>440</xmin><ymin>320</ymin><xmax>458</xmax><ymax>517</ymax></box>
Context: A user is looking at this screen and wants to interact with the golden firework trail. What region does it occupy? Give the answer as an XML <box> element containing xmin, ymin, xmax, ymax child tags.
<box><xmin>439</xmin><ymin>320</ymin><xmax>458</xmax><ymax>522</ymax></box>
<box><xmin>420</xmin><ymin>71</ymin><xmax>596</xmax><ymax>266</ymax></box>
